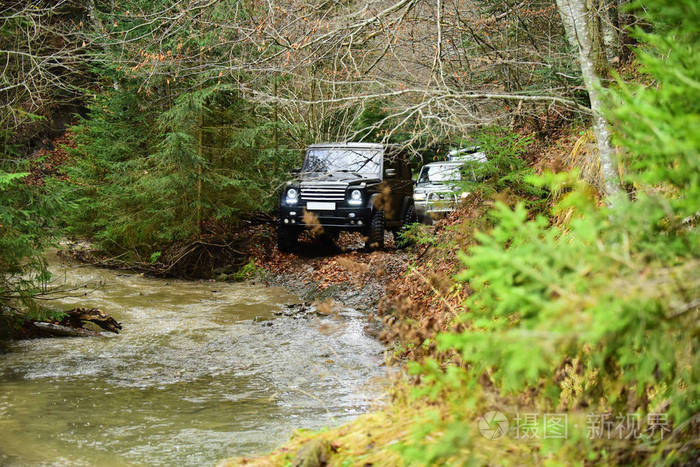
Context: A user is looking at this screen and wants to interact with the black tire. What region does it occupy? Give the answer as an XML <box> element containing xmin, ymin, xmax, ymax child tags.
<box><xmin>403</xmin><ymin>202</ymin><xmax>418</xmax><ymax>226</ymax></box>
<box><xmin>365</xmin><ymin>210</ymin><xmax>385</xmax><ymax>250</ymax></box>
<box><xmin>396</xmin><ymin>202</ymin><xmax>418</xmax><ymax>249</ymax></box>
<box><xmin>320</xmin><ymin>230</ymin><xmax>340</xmax><ymax>243</ymax></box>
<box><xmin>277</xmin><ymin>224</ymin><xmax>298</xmax><ymax>252</ymax></box>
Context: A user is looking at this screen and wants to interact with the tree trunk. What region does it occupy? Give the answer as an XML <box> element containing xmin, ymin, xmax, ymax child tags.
<box><xmin>587</xmin><ymin>0</ymin><xmax>610</xmax><ymax>75</ymax></box>
<box><xmin>598</xmin><ymin>0</ymin><xmax>621</xmax><ymax>63</ymax></box>
<box><xmin>197</xmin><ymin>103</ymin><xmax>204</xmax><ymax>238</ymax></box>
<box><xmin>556</xmin><ymin>0</ymin><xmax>622</xmax><ymax>199</ymax></box>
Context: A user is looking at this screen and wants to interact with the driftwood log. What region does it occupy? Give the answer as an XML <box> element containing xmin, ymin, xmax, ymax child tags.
<box><xmin>27</xmin><ymin>307</ymin><xmax>122</xmax><ymax>338</ymax></box>
<box><xmin>59</xmin><ymin>307</ymin><xmax>122</xmax><ymax>333</ymax></box>
<box><xmin>31</xmin><ymin>322</ymin><xmax>103</xmax><ymax>337</ymax></box>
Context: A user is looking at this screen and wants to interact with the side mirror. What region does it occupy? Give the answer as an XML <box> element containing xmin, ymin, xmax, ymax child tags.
<box><xmin>384</xmin><ymin>168</ymin><xmax>397</xmax><ymax>177</ymax></box>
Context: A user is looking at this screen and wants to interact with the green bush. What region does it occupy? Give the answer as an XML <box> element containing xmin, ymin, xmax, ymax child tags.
<box><xmin>1</xmin><ymin>169</ymin><xmax>66</xmax><ymax>336</ymax></box>
<box><xmin>231</xmin><ymin>260</ymin><xmax>257</xmax><ymax>281</ymax></box>
<box><xmin>403</xmin><ymin>0</ymin><xmax>700</xmax><ymax>463</ymax></box>
<box><xmin>460</xmin><ymin>127</ymin><xmax>543</xmax><ymax>201</ymax></box>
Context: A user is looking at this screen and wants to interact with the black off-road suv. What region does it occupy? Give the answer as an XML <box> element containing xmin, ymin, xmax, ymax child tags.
<box><xmin>278</xmin><ymin>142</ymin><xmax>416</xmax><ymax>252</ymax></box>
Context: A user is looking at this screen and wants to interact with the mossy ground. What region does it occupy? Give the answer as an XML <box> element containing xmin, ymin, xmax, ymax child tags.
<box><xmin>219</xmin><ymin>386</ymin><xmax>420</xmax><ymax>467</ymax></box>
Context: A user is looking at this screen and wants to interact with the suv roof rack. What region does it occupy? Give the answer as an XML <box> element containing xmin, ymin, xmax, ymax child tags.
<box><xmin>307</xmin><ymin>142</ymin><xmax>384</xmax><ymax>149</ymax></box>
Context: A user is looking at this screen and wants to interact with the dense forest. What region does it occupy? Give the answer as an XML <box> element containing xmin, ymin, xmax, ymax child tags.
<box><xmin>1</xmin><ymin>0</ymin><xmax>698</xmax><ymax>464</ymax></box>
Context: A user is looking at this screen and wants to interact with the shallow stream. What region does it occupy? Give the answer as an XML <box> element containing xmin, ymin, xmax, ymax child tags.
<box><xmin>0</xmin><ymin>255</ymin><xmax>386</xmax><ymax>466</ymax></box>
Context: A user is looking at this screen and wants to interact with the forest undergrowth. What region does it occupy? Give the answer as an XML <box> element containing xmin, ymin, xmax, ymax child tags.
<box><xmin>223</xmin><ymin>10</ymin><xmax>700</xmax><ymax>457</ymax></box>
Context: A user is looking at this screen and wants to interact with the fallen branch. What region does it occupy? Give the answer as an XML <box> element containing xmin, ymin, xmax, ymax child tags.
<box><xmin>58</xmin><ymin>307</ymin><xmax>122</xmax><ymax>334</ymax></box>
<box><xmin>30</xmin><ymin>322</ymin><xmax>103</xmax><ymax>337</ymax></box>
<box><xmin>20</xmin><ymin>307</ymin><xmax>123</xmax><ymax>339</ymax></box>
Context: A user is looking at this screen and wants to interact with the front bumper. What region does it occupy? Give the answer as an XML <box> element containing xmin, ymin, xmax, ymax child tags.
<box><xmin>415</xmin><ymin>199</ymin><xmax>458</xmax><ymax>217</ymax></box>
<box><xmin>279</xmin><ymin>204</ymin><xmax>372</xmax><ymax>230</ymax></box>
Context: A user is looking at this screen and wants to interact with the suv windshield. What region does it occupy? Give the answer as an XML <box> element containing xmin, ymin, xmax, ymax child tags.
<box><xmin>303</xmin><ymin>148</ymin><xmax>382</xmax><ymax>176</ymax></box>
<box><xmin>418</xmin><ymin>164</ymin><xmax>462</xmax><ymax>184</ymax></box>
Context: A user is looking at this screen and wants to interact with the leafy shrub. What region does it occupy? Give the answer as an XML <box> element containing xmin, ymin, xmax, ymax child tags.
<box><xmin>403</xmin><ymin>0</ymin><xmax>700</xmax><ymax>463</ymax></box>
<box><xmin>231</xmin><ymin>260</ymin><xmax>257</xmax><ymax>281</ymax></box>
<box><xmin>1</xmin><ymin>168</ymin><xmax>66</xmax><ymax>335</ymax></box>
<box><xmin>460</xmin><ymin>127</ymin><xmax>544</xmax><ymax>201</ymax></box>
<box><xmin>396</xmin><ymin>222</ymin><xmax>436</xmax><ymax>248</ymax></box>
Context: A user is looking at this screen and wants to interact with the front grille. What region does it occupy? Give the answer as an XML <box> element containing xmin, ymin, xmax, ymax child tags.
<box><xmin>426</xmin><ymin>192</ymin><xmax>457</xmax><ymax>213</ymax></box>
<box><xmin>300</xmin><ymin>182</ymin><xmax>348</xmax><ymax>201</ymax></box>
<box><xmin>429</xmin><ymin>192</ymin><xmax>456</xmax><ymax>201</ymax></box>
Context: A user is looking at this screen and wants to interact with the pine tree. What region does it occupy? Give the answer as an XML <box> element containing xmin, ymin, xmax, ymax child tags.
<box><xmin>405</xmin><ymin>0</ymin><xmax>699</xmax><ymax>463</ymax></box>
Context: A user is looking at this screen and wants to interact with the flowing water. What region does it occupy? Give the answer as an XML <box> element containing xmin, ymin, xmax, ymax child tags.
<box><xmin>0</xmin><ymin>255</ymin><xmax>387</xmax><ymax>466</ymax></box>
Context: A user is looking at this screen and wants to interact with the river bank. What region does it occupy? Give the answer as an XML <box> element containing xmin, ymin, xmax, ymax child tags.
<box><xmin>57</xmin><ymin>226</ymin><xmax>416</xmax><ymax>338</ymax></box>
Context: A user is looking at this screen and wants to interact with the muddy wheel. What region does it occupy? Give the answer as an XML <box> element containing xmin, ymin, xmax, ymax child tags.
<box><xmin>365</xmin><ymin>210</ymin><xmax>385</xmax><ymax>250</ymax></box>
<box><xmin>403</xmin><ymin>202</ymin><xmax>417</xmax><ymax>226</ymax></box>
<box><xmin>277</xmin><ymin>225</ymin><xmax>298</xmax><ymax>252</ymax></box>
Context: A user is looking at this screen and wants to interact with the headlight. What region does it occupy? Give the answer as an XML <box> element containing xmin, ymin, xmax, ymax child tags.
<box><xmin>285</xmin><ymin>187</ymin><xmax>299</xmax><ymax>204</ymax></box>
<box><xmin>348</xmin><ymin>189</ymin><xmax>363</xmax><ymax>205</ymax></box>
<box><xmin>414</xmin><ymin>192</ymin><xmax>426</xmax><ymax>201</ymax></box>
<box><xmin>460</xmin><ymin>191</ymin><xmax>469</xmax><ymax>199</ymax></box>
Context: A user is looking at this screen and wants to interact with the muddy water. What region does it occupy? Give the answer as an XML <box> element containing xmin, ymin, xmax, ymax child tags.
<box><xmin>0</xmin><ymin>255</ymin><xmax>387</xmax><ymax>466</ymax></box>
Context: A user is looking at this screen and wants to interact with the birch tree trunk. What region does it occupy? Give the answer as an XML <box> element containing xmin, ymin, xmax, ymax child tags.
<box><xmin>556</xmin><ymin>0</ymin><xmax>622</xmax><ymax>199</ymax></box>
